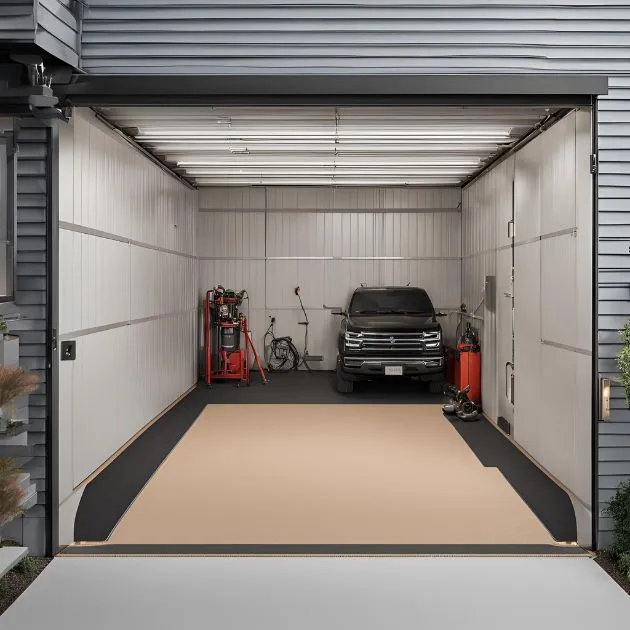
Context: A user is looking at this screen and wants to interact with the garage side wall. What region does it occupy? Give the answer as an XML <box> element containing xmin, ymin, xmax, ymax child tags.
<box><xmin>57</xmin><ymin>109</ymin><xmax>198</xmax><ymax>532</ymax></box>
<box><xmin>463</xmin><ymin>110</ymin><xmax>593</xmax><ymax>543</ymax></box>
<box><xmin>198</xmin><ymin>186</ymin><xmax>461</xmax><ymax>371</ymax></box>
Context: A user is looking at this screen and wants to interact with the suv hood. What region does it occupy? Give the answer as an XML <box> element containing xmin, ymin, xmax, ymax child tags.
<box><xmin>346</xmin><ymin>314</ymin><xmax>439</xmax><ymax>333</ymax></box>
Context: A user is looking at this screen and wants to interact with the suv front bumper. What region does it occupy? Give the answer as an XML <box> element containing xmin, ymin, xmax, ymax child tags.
<box><xmin>340</xmin><ymin>355</ymin><xmax>444</xmax><ymax>379</ymax></box>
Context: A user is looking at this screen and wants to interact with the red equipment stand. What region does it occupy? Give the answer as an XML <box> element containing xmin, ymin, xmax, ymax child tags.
<box><xmin>204</xmin><ymin>290</ymin><xmax>267</xmax><ymax>386</ymax></box>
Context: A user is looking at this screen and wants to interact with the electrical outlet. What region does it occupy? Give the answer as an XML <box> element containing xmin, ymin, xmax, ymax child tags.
<box><xmin>61</xmin><ymin>340</ymin><xmax>76</xmax><ymax>361</ymax></box>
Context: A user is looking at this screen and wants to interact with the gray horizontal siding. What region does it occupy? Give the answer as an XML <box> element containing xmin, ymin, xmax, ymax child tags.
<box><xmin>35</xmin><ymin>0</ymin><xmax>81</xmax><ymax>68</ymax></box>
<box><xmin>0</xmin><ymin>2</ymin><xmax>35</xmax><ymax>44</ymax></box>
<box><xmin>16</xmin><ymin>122</ymin><xmax>49</xmax><ymax>530</ymax></box>
<box><xmin>0</xmin><ymin>1</ymin><xmax>80</xmax><ymax>69</ymax></box>
<box><xmin>80</xmin><ymin>1</ymin><xmax>630</xmax><ymax>74</ymax></box>
<box><xmin>598</xmin><ymin>78</ymin><xmax>630</xmax><ymax>547</ymax></box>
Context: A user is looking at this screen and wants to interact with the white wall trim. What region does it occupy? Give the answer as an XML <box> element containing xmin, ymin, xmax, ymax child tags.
<box><xmin>58</xmin><ymin>308</ymin><xmax>198</xmax><ymax>341</ymax></box>
<box><xmin>59</xmin><ymin>221</ymin><xmax>197</xmax><ymax>259</ymax></box>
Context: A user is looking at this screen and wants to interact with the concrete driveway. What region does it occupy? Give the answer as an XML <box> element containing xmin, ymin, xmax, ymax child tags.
<box><xmin>1</xmin><ymin>556</ymin><xmax>629</xmax><ymax>629</ymax></box>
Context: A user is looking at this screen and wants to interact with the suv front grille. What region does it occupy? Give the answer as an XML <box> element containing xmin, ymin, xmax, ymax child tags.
<box><xmin>345</xmin><ymin>330</ymin><xmax>441</xmax><ymax>352</ymax></box>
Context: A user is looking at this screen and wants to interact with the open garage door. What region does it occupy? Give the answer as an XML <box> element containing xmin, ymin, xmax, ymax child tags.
<box><xmin>54</xmin><ymin>94</ymin><xmax>597</xmax><ymax>556</ymax></box>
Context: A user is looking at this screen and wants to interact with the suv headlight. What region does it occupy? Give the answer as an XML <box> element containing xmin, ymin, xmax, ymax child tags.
<box><xmin>344</xmin><ymin>331</ymin><xmax>362</xmax><ymax>349</ymax></box>
<box><xmin>423</xmin><ymin>330</ymin><xmax>441</xmax><ymax>342</ymax></box>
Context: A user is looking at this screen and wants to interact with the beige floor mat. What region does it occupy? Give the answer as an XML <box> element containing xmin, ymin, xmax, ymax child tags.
<box><xmin>107</xmin><ymin>404</ymin><xmax>556</xmax><ymax>545</ymax></box>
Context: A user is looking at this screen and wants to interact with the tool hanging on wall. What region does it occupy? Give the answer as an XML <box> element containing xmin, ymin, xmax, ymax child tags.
<box><xmin>204</xmin><ymin>286</ymin><xmax>267</xmax><ymax>386</ymax></box>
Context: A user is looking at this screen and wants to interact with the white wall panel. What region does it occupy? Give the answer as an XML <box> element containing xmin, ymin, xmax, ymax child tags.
<box><xmin>68</xmin><ymin>109</ymin><xmax>197</xmax><ymax>254</ymax></box>
<box><xmin>198</xmin><ymin>187</ymin><xmax>266</xmax><ymax>211</ymax></box>
<box><xmin>198</xmin><ymin>185</ymin><xmax>461</xmax><ymax>371</ymax></box>
<box><xmin>463</xmin><ymin>110</ymin><xmax>592</xmax><ymax>524</ymax></box>
<box><xmin>130</xmin><ymin>248</ymin><xmax>196</xmax><ymax>320</ymax></box>
<box><xmin>514</xmin><ymin>241</ymin><xmax>543</xmax><ymax>459</ymax></box>
<box><xmin>58</xmin><ymin>230</ymin><xmax>130</xmax><ymax>336</ymax></box>
<box><xmin>541</xmin><ymin>234</ymin><xmax>578</xmax><ymax>349</ymax></box>
<box><xmin>58</xmin><ymin>109</ymin><xmax>198</xmax><ymax>500</ymax></box>
<box><xmin>68</xmin><ymin>311</ymin><xmax>196</xmax><ymax>487</ymax></box>
<box><xmin>514</xmin><ymin>141</ymin><xmax>541</xmax><ymax>243</ymax></box>
<box><xmin>199</xmin><ymin>259</ymin><xmax>266</xmax><ymax>309</ymax></box>
<box><xmin>541</xmin><ymin>114</ymin><xmax>577</xmax><ymax>236</ymax></box>
<box><xmin>197</xmin><ymin>211</ymin><xmax>265</xmax><ymax>258</ymax></box>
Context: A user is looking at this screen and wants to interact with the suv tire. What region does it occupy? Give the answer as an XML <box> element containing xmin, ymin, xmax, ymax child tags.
<box><xmin>336</xmin><ymin>359</ymin><xmax>354</xmax><ymax>393</ymax></box>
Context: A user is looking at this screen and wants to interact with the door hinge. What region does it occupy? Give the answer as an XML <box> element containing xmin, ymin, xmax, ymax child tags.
<box><xmin>51</xmin><ymin>329</ymin><xmax>57</xmax><ymax>352</ymax></box>
<box><xmin>590</xmin><ymin>153</ymin><xmax>598</xmax><ymax>174</ymax></box>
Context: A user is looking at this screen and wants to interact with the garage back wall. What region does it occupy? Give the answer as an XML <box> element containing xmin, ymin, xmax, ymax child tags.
<box><xmin>197</xmin><ymin>186</ymin><xmax>462</xmax><ymax>371</ymax></box>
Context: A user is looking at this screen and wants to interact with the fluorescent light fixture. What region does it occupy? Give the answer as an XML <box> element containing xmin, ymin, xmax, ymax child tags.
<box><xmin>177</xmin><ymin>159</ymin><xmax>482</xmax><ymax>167</ymax></box>
<box><xmin>136</xmin><ymin>133</ymin><xmax>512</xmax><ymax>142</ymax></box>
<box><xmin>193</xmin><ymin>178</ymin><xmax>464</xmax><ymax>186</ymax></box>
<box><xmin>183</xmin><ymin>168</ymin><xmax>475</xmax><ymax>176</ymax></box>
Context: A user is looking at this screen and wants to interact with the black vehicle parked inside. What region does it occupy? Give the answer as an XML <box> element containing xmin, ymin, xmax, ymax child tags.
<box><xmin>335</xmin><ymin>286</ymin><xmax>446</xmax><ymax>393</ymax></box>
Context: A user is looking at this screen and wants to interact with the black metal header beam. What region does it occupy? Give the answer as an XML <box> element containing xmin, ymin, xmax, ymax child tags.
<box><xmin>57</xmin><ymin>74</ymin><xmax>608</xmax><ymax>107</ymax></box>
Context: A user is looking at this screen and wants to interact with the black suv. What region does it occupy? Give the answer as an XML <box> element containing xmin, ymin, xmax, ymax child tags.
<box><xmin>335</xmin><ymin>286</ymin><xmax>445</xmax><ymax>393</ymax></box>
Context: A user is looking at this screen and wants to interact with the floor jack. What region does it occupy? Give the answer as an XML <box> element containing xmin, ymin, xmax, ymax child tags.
<box><xmin>204</xmin><ymin>286</ymin><xmax>267</xmax><ymax>386</ymax></box>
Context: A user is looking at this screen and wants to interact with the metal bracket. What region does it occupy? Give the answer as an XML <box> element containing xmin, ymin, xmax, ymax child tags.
<box><xmin>590</xmin><ymin>153</ymin><xmax>598</xmax><ymax>174</ymax></box>
<box><xmin>506</xmin><ymin>362</ymin><xmax>515</xmax><ymax>405</ymax></box>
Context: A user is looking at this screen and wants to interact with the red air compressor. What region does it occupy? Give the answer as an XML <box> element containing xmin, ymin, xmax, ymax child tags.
<box><xmin>204</xmin><ymin>286</ymin><xmax>266</xmax><ymax>386</ymax></box>
<box><xmin>453</xmin><ymin>322</ymin><xmax>481</xmax><ymax>405</ymax></box>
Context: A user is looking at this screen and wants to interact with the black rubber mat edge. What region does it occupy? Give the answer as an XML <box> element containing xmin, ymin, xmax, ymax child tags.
<box><xmin>74</xmin><ymin>387</ymin><xmax>208</xmax><ymax>541</ymax></box>
<box><xmin>446</xmin><ymin>414</ymin><xmax>578</xmax><ymax>543</ymax></box>
<box><xmin>60</xmin><ymin>543</ymin><xmax>588</xmax><ymax>556</ymax></box>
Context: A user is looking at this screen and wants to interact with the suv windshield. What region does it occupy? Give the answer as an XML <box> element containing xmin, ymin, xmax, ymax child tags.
<box><xmin>349</xmin><ymin>289</ymin><xmax>435</xmax><ymax>316</ymax></box>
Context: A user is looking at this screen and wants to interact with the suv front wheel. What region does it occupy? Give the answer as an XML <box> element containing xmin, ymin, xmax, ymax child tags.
<box><xmin>336</xmin><ymin>358</ymin><xmax>354</xmax><ymax>393</ymax></box>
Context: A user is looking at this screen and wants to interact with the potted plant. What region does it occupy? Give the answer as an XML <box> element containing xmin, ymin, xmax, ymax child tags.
<box><xmin>0</xmin><ymin>458</ymin><xmax>25</xmax><ymax>542</ymax></box>
<box><xmin>0</xmin><ymin>368</ymin><xmax>39</xmax><ymax>434</ymax></box>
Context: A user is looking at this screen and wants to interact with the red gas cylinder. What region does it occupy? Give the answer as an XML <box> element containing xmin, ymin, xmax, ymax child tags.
<box><xmin>455</xmin><ymin>324</ymin><xmax>481</xmax><ymax>405</ymax></box>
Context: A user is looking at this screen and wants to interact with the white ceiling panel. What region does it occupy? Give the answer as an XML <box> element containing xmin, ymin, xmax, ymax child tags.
<box><xmin>97</xmin><ymin>106</ymin><xmax>558</xmax><ymax>186</ymax></box>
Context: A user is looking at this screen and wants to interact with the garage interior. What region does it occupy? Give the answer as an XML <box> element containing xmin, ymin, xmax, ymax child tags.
<box><xmin>55</xmin><ymin>103</ymin><xmax>593</xmax><ymax>554</ymax></box>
